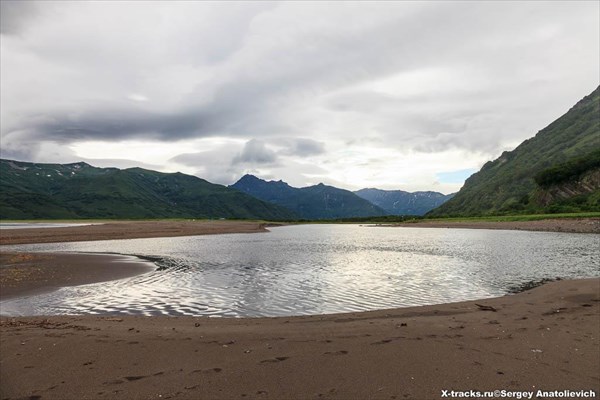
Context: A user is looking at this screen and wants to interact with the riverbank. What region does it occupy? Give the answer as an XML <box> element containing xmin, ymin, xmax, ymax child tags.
<box><xmin>0</xmin><ymin>252</ymin><xmax>156</xmax><ymax>300</ymax></box>
<box><xmin>0</xmin><ymin>220</ymin><xmax>269</xmax><ymax>245</ymax></box>
<box><xmin>1</xmin><ymin>218</ymin><xmax>598</xmax><ymax>246</ymax></box>
<box><xmin>1</xmin><ymin>278</ymin><xmax>598</xmax><ymax>399</ymax></box>
<box><xmin>389</xmin><ymin>217</ymin><xmax>600</xmax><ymax>233</ymax></box>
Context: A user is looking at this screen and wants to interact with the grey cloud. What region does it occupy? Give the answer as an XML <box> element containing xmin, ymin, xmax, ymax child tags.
<box><xmin>289</xmin><ymin>139</ymin><xmax>325</xmax><ymax>157</ymax></box>
<box><xmin>277</xmin><ymin>138</ymin><xmax>326</xmax><ymax>157</ymax></box>
<box><xmin>170</xmin><ymin>146</ymin><xmax>239</xmax><ymax>168</ymax></box>
<box><xmin>170</xmin><ymin>152</ymin><xmax>211</xmax><ymax>167</ymax></box>
<box><xmin>0</xmin><ymin>3</ymin><xmax>494</xmax><ymax>143</ymax></box>
<box><xmin>232</xmin><ymin>139</ymin><xmax>278</xmax><ymax>165</ymax></box>
<box><xmin>1</xmin><ymin>1</ymin><xmax>598</xmax><ymax>190</ymax></box>
<box><xmin>169</xmin><ymin>148</ymin><xmax>241</xmax><ymax>184</ymax></box>
<box><xmin>8</xmin><ymin>107</ymin><xmax>213</xmax><ymax>143</ymax></box>
<box><xmin>0</xmin><ymin>1</ymin><xmax>41</xmax><ymax>35</ymax></box>
<box><xmin>4</xmin><ymin>2</ymin><xmax>598</xmax><ymax>146</ymax></box>
<box><xmin>0</xmin><ymin>136</ymin><xmax>79</xmax><ymax>164</ymax></box>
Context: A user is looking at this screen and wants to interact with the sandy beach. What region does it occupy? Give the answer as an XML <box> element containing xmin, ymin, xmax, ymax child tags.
<box><xmin>1</xmin><ymin>278</ymin><xmax>598</xmax><ymax>400</ymax></box>
<box><xmin>1</xmin><ymin>219</ymin><xmax>599</xmax><ymax>399</ymax></box>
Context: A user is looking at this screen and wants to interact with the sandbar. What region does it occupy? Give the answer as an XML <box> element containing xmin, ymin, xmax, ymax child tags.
<box><xmin>0</xmin><ymin>220</ymin><xmax>269</xmax><ymax>245</ymax></box>
<box><xmin>0</xmin><ymin>252</ymin><xmax>156</xmax><ymax>300</ymax></box>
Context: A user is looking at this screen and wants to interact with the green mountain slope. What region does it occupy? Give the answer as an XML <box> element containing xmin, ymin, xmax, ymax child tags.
<box><xmin>429</xmin><ymin>86</ymin><xmax>600</xmax><ymax>217</ymax></box>
<box><xmin>0</xmin><ymin>160</ymin><xmax>297</xmax><ymax>220</ymax></box>
<box><xmin>230</xmin><ymin>175</ymin><xmax>387</xmax><ymax>219</ymax></box>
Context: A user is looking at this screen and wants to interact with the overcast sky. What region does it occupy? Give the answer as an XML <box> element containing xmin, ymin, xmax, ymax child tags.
<box><xmin>1</xmin><ymin>1</ymin><xmax>598</xmax><ymax>193</ymax></box>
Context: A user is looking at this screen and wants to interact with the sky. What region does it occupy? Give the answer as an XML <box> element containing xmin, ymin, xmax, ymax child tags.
<box><xmin>1</xmin><ymin>1</ymin><xmax>598</xmax><ymax>194</ymax></box>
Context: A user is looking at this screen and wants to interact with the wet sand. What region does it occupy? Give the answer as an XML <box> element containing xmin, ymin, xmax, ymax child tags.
<box><xmin>0</xmin><ymin>220</ymin><xmax>269</xmax><ymax>245</ymax></box>
<box><xmin>1</xmin><ymin>278</ymin><xmax>598</xmax><ymax>400</ymax></box>
<box><xmin>390</xmin><ymin>217</ymin><xmax>600</xmax><ymax>233</ymax></box>
<box><xmin>0</xmin><ymin>252</ymin><xmax>156</xmax><ymax>300</ymax></box>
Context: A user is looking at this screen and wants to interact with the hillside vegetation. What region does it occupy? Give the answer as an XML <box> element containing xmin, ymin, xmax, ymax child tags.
<box><xmin>429</xmin><ymin>86</ymin><xmax>600</xmax><ymax>216</ymax></box>
<box><xmin>0</xmin><ymin>160</ymin><xmax>297</xmax><ymax>220</ymax></box>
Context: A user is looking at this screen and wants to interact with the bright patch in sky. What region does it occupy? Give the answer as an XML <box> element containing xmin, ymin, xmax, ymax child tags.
<box><xmin>128</xmin><ymin>94</ymin><xmax>149</xmax><ymax>102</ymax></box>
<box><xmin>436</xmin><ymin>169</ymin><xmax>478</xmax><ymax>184</ymax></box>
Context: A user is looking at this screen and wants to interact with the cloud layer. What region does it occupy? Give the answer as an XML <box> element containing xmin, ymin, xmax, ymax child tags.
<box><xmin>1</xmin><ymin>1</ymin><xmax>598</xmax><ymax>193</ymax></box>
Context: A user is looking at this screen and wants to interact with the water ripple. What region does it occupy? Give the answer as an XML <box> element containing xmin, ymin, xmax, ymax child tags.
<box><xmin>1</xmin><ymin>225</ymin><xmax>598</xmax><ymax>317</ymax></box>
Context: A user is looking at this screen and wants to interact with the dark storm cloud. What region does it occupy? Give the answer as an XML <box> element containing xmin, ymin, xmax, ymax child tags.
<box><xmin>19</xmin><ymin>108</ymin><xmax>211</xmax><ymax>142</ymax></box>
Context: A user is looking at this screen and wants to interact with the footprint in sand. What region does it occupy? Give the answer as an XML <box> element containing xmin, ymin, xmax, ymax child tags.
<box><xmin>103</xmin><ymin>379</ymin><xmax>125</xmax><ymax>385</ymax></box>
<box><xmin>191</xmin><ymin>368</ymin><xmax>222</xmax><ymax>374</ymax></box>
<box><xmin>124</xmin><ymin>375</ymin><xmax>147</xmax><ymax>381</ymax></box>
<box><xmin>371</xmin><ymin>339</ymin><xmax>393</xmax><ymax>345</ymax></box>
<box><xmin>324</xmin><ymin>350</ymin><xmax>348</xmax><ymax>356</ymax></box>
<box><xmin>259</xmin><ymin>356</ymin><xmax>289</xmax><ymax>364</ymax></box>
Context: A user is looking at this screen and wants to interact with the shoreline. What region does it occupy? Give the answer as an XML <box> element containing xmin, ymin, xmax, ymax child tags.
<box><xmin>388</xmin><ymin>217</ymin><xmax>600</xmax><ymax>234</ymax></box>
<box><xmin>1</xmin><ymin>278</ymin><xmax>598</xmax><ymax>399</ymax></box>
<box><xmin>0</xmin><ymin>218</ymin><xmax>598</xmax><ymax>247</ymax></box>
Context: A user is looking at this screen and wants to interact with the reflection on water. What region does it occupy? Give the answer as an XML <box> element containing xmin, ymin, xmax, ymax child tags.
<box><xmin>1</xmin><ymin>225</ymin><xmax>598</xmax><ymax>317</ymax></box>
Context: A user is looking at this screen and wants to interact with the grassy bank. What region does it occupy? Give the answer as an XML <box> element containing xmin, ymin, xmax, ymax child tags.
<box><xmin>276</xmin><ymin>211</ymin><xmax>600</xmax><ymax>224</ymax></box>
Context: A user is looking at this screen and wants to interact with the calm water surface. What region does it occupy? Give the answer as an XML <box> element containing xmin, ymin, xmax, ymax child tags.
<box><xmin>1</xmin><ymin>225</ymin><xmax>598</xmax><ymax>317</ymax></box>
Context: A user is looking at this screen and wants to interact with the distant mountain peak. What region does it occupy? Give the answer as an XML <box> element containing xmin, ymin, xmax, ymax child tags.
<box><xmin>354</xmin><ymin>187</ymin><xmax>454</xmax><ymax>216</ymax></box>
<box><xmin>235</xmin><ymin>174</ymin><xmax>292</xmax><ymax>188</ymax></box>
<box><xmin>230</xmin><ymin>175</ymin><xmax>386</xmax><ymax>219</ymax></box>
<box><xmin>239</xmin><ymin>173</ymin><xmax>260</xmax><ymax>180</ymax></box>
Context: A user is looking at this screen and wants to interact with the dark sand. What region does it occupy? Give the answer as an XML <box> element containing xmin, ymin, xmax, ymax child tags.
<box><xmin>390</xmin><ymin>217</ymin><xmax>600</xmax><ymax>234</ymax></box>
<box><xmin>1</xmin><ymin>279</ymin><xmax>598</xmax><ymax>399</ymax></box>
<box><xmin>0</xmin><ymin>252</ymin><xmax>155</xmax><ymax>300</ymax></box>
<box><xmin>0</xmin><ymin>220</ymin><xmax>269</xmax><ymax>245</ymax></box>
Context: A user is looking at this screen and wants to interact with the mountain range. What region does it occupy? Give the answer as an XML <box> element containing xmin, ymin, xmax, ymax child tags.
<box><xmin>230</xmin><ymin>175</ymin><xmax>388</xmax><ymax>219</ymax></box>
<box><xmin>354</xmin><ymin>188</ymin><xmax>455</xmax><ymax>216</ymax></box>
<box><xmin>0</xmin><ymin>160</ymin><xmax>453</xmax><ymax>220</ymax></box>
<box><xmin>429</xmin><ymin>86</ymin><xmax>600</xmax><ymax>216</ymax></box>
<box><xmin>0</xmin><ymin>160</ymin><xmax>297</xmax><ymax>220</ymax></box>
